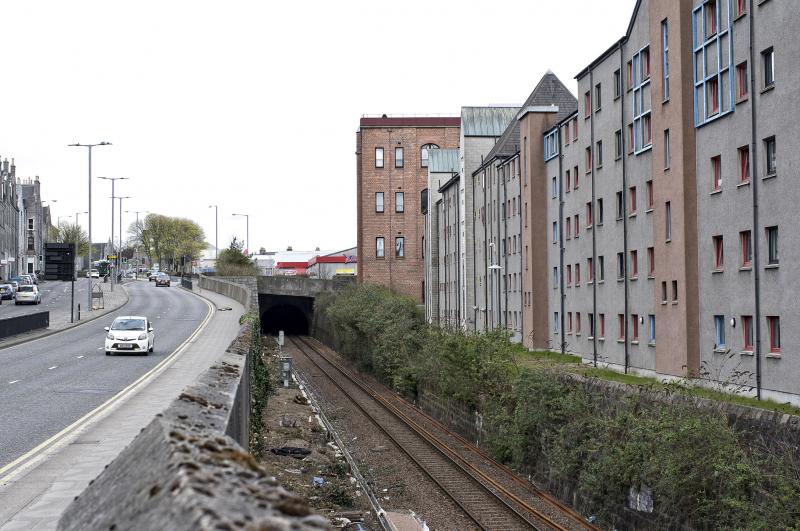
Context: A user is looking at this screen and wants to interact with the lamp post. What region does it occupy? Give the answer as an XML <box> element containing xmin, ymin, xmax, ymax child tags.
<box><xmin>231</xmin><ymin>213</ymin><xmax>249</xmax><ymax>256</ymax></box>
<box><xmin>75</xmin><ymin>211</ymin><xmax>88</xmax><ymax>227</ymax></box>
<box><xmin>126</xmin><ymin>210</ymin><xmax>148</xmax><ymax>274</ymax></box>
<box><xmin>98</xmin><ymin>177</ymin><xmax>128</xmax><ymax>290</ymax></box>
<box><xmin>208</xmin><ymin>205</ymin><xmax>218</xmax><ymax>258</ymax></box>
<box><xmin>117</xmin><ymin>196</ymin><xmax>131</xmax><ymax>275</ymax></box>
<box><xmin>69</xmin><ymin>142</ymin><xmax>111</xmax><ymax>312</ymax></box>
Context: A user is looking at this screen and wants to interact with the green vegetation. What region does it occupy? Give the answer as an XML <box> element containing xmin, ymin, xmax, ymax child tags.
<box><xmin>128</xmin><ymin>213</ymin><xmax>205</xmax><ymax>271</ymax></box>
<box><xmin>317</xmin><ymin>283</ymin><xmax>800</xmax><ymax>529</ymax></box>
<box><xmin>216</xmin><ymin>238</ymin><xmax>260</xmax><ymax>276</ymax></box>
<box><xmin>53</xmin><ymin>222</ymin><xmax>89</xmax><ymax>256</ymax></box>
<box><xmin>242</xmin><ymin>312</ymin><xmax>275</xmax><ymax>457</ymax></box>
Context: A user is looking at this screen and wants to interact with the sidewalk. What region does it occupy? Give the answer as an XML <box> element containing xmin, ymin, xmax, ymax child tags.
<box><xmin>0</xmin><ymin>286</ymin><xmax>245</xmax><ymax>530</ymax></box>
<box><xmin>0</xmin><ymin>280</ymin><xmax>130</xmax><ymax>349</ymax></box>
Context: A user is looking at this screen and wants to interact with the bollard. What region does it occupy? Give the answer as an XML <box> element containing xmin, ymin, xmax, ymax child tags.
<box><xmin>77</xmin><ymin>303</ymin><xmax>81</xmax><ymax>321</ymax></box>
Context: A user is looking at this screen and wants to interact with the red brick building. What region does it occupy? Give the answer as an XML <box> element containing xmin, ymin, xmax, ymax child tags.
<box><xmin>356</xmin><ymin>116</ymin><xmax>460</xmax><ymax>302</ymax></box>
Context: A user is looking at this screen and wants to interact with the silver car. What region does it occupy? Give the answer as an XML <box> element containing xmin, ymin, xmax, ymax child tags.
<box><xmin>15</xmin><ymin>285</ymin><xmax>42</xmax><ymax>305</ymax></box>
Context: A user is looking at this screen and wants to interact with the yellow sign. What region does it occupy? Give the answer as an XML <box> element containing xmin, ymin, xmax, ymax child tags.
<box><xmin>107</xmin><ymin>255</ymin><xmax>117</xmax><ymax>259</ymax></box>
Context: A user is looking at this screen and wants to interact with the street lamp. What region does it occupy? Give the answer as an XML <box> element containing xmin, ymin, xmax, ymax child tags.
<box><xmin>231</xmin><ymin>213</ymin><xmax>249</xmax><ymax>256</ymax></box>
<box><xmin>117</xmin><ymin>196</ymin><xmax>131</xmax><ymax>273</ymax></box>
<box><xmin>208</xmin><ymin>205</ymin><xmax>218</xmax><ymax>259</ymax></box>
<box><xmin>97</xmin><ymin>177</ymin><xmax>128</xmax><ymax>253</ymax></box>
<box><xmin>75</xmin><ymin>211</ymin><xmax>88</xmax><ymax>227</ymax></box>
<box><xmin>126</xmin><ymin>210</ymin><xmax>148</xmax><ymax>273</ymax></box>
<box><xmin>69</xmin><ymin>141</ymin><xmax>111</xmax><ymax>312</ymax></box>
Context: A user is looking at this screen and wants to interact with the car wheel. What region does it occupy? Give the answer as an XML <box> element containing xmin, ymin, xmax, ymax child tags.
<box><xmin>149</xmin><ymin>342</ymin><xmax>154</xmax><ymax>353</ymax></box>
<box><xmin>105</xmin><ymin>351</ymin><xmax>112</xmax><ymax>356</ymax></box>
<box><xmin>14</xmin><ymin>301</ymin><xmax>18</xmax><ymax>305</ymax></box>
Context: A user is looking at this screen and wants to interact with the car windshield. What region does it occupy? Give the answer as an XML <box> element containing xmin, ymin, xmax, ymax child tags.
<box><xmin>18</xmin><ymin>286</ymin><xmax>34</xmax><ymax>292</ymax></box>
<box><xmin>111</xmin><ymin>319</ymin><xmax>146</xmax><ymax>331</ymax></box>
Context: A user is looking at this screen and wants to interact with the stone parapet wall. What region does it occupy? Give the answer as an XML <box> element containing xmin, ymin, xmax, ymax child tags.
<box><xmin>198</xmin><ymin>275</ymin><xmax>258</xmax><ymax>311</ymax></box>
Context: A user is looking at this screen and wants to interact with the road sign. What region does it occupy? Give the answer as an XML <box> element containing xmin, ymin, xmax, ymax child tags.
<box><xmin>107</xmin><ymin>255</ymin><xmax>117</xmax><ymax>260</ymax></box>
<box><xmin>44</xmin><ymin>243</ymin><xmax>75</xmax><ymax>281</ymax></box>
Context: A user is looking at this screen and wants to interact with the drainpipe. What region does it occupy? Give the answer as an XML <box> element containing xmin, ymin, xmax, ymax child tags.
<box><xmin>618</xmin><ymin>43</ymin><xmax>631</xmax><ymax>374</ymax></box>
<box><xmin>455</xmin><ymin>175</ymin><xmax>461</xmax><ymax>327</ymax></box>
<box><xmin>748</xmin><ymin>0</ymin><xmax>762</xmax><ymax>399</ymax></box>
<box><xmin>472</xmin><ymin>172</ymin><xmax>477</xmax><ymax>332</ymax></box>
<box><xmin>483</xmin><ymin>161</ymin><xmax>490</xmax><ymax>330</ymax></box>
<box><xmin>558</xmin><ymin>126</ymin><xmax>566</xmax><ymax>355</ymax></box>
<box><xmin>590</xmin><ymin>68</ymin><xmax>599</xmax><ymax>368</ymax></box>
<box><xmin>502</xmin><ymin>162</ymin><xmax>509</xmax><ymax>331</ymax></box>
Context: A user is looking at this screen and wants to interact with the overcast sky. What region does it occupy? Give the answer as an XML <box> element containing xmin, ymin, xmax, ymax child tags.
<box><xmin>2</xmin><ymin>0</ymin><xmax>636</xmax><ymax>253</ymax></box>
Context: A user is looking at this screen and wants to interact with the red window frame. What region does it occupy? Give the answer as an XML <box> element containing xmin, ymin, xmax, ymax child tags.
<box><xmin>564</xmin><ymin>122</ymin><xmax>570</xmax><ymax>145</ymax></box>
<box><xmin>712</xmin><ymin>156</ymin><xmax>722</xmax><ymax>191</ymax></box>
<box><xmin>599</xmin><ymin>314</ymin><xmax>605</xmax><ymax>338</ymax></box>
<box><xmin>631</xmin><ymin>314</ymin><xmax>639</xmax><ymax>342</ymax></box>
<box><xmin>585</xmin><ymin>147</ymin><xmax>592</xmax><ymax>173</ymax></box>
<box><xmin>566</xmin><ymin>170</ymin><xmax>571</xmax><ymax>192</ymax></box>
<box><xmin>584</xmin><ymin>92</ymin><xmax>591</xmax><ymax>118</ymax></box>
<box><xmin>574</xmin><ymin>215</ymin><xmax>579</xmax><ymax>237</ymax></box>
<box><xmin>574</xmin><ymin>169</ymin><xmax>580</xmax><ymax>189</ymax></box>
<box><xmin>736</xmin><ymin>0</ymin><xmax>746</xmax><ymax>16</ymax></box>
<box><xmin>568</xmin><ymin>312</ymin><xmax>573</xmax><ymax>333</ymax></box>
<box><xmin>567</xmin><ymin>264</ymin><xmax>572</xmax><ymax>286</ymax></box>
<box><xmin>588</xmin><ymin>257</ymin><xmax>594</xmax><ymax>282</ymax></box>
<box><xmin>767</xmin><ymin>316</ymin><xmax>781</xmax><ymax>353</ymax></box>
<box><xmin>630</xmin><ymin>250</ymin><xmax>638</xmax><ymax>278</ymax></box>
<box><xmin>742</xmin><ymin>315</ymin><xmax>754</xmax><ymax>351</ymax></box>
<box><xmin>736</xmin><ymin>62</ymin><xmax>748</xmax><ymax>101</ymax></box>
<box><xmin>647</xmin><ymin>247</ymin><xmax>655</xmax><ymax>277</ymax></box>
<box><xmin>629</xmin><ymin>186</ymin><xmax>637</xmax><ymax>214</ymax></box>
<box><xmin>708</xmin><ymin>77</ymin><xmax>720</xmax><ymax>115</ymax></box>
<box><xmin>586</xmin><ymin>202</ymin><xmax>593</xmax><ymax>227</ymax></box>
<box><xmin>646</xmin><ymin>180</ymin><xmax>654</xmax><ymax>209</ymax></box>
<box><xmin>566</xmin><ymin>217</ymin><xmax>571</xmax><ymax>240</ymax></box>
<box><xmin>713</xmin><ymin>235</ymin><xmax>724</xmax><ymax>270</ymax></box>
<box><xmin>575</xmin><ymin>263</ymin><xmax>581</xmax><ymax>286</ymax></box>
<box><xmin>618</xmin><ymin>314</ymin><xmax>625</xmax><ymax>340</ymax></box>
<box><xmin>627</xmin><ymin>60</ymin><xmax>633</xmax><ymax>89</ymax></box>
<box><xmin>739</xmin><ymin>146</ymin><xmax>750</xmax><ymax>183</ymax></box>
<box><xmin>708</xmin><ymin>0</ymin><xmax>718</xmax><ymax>35</ymax></box>
<box><xmin>573</xmin><ymin>119</ymin><xmax>578</xmax><ymax>142</ymax></box>
<box><xmin>576</xmin><ymin>312</ymin><xmax>582</xmax><ymax>334</ymax></box>
<box><xmin>643</xmin><ymin>47</ymin><xmax>651</xmax><ymax>78</ymax></box>
<box><xmin>740</xmin><ymin>231</ymin><xmax>752</xmax><ymax>268</ymax></box>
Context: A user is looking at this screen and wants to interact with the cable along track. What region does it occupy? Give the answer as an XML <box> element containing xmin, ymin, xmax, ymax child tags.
<box><xmin>290</xmin><ymin>336</ymin><xmax>597</xmax><ymax>531</ymax></box>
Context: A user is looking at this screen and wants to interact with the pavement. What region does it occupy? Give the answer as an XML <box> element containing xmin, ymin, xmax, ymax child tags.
<box><xmin>0</xmin><ymin>279</ymin><xmax>130</xmax><ymax>349</ymax></box>
<box><xmin>0</xmin><ymin>283</ymin><xmax>245</xmax><ymax>530</ymax></box>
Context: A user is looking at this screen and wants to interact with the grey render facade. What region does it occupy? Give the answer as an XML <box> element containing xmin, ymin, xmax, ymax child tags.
<box><xmin>0</xmin><ymin>159</ymin><xmax>19</xmax><ymax>279</ymax></box>
<box><xmin>18</xmin><ymin>176</ymin><xmax>52</xmax><ymax>275</ymax></box>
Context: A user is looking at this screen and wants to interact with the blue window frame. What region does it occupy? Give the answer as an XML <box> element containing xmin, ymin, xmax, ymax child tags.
<box><xmin>714</xmin><ymin>315</ymin><xmax>726</xmax><ymax>348</ymax></box>
<box><xmin>632</xmin><ymin>45</ymin><xmax>652</xmax><ymax>154</ymax></box>
<box><xmin>692</xmin><ymin>0</ymin><xmax>734</xmax><ymax>127</ymax></box>
<box><xmin>648</xmin><ymin>314</ymin><xmax>656</xmax><ymax>344</ymax></box>
<box><xmin>662</xmin><ymin>20</ymin><xmax>670</xmax><ymax>101</ymax></box>
<box><xmin>544</xmin><ymin>129</ymin><xmax>559</xmax><ymax>161</ymax></box>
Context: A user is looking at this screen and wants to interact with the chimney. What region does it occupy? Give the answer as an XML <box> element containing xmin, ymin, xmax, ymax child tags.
<box><xmin>9</xmin><ymin>158</ymin><xmax>14</xmax><ymax>178</ymax></box>
<box><xmin>2</xmin><ymin>159</ymin><xmax>8</xmax><ymax>174</ymax></box>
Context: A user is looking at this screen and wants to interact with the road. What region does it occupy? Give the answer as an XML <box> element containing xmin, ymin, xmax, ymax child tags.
<box><xmin>0</xmin><ymin>280</ymin><xmax>91</xmax><ymax>321</ymax></box>
<box><xmin>0</xmin><ymin>280</ymin><xmax>208</xmax><ymax>467</ymax></box>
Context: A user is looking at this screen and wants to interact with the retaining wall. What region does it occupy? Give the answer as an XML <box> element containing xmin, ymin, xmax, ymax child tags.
<box><xmin>198</xmin><ymin>275</ymin><xmax>258</xmax><ymax>311</ymax></box>
<box><xmin>58</xmin><ymin>277</ymin><xmax>326</xmax><ymax>530</ymax></box>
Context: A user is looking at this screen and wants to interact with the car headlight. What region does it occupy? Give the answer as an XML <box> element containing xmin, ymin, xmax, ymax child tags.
<box><xmin>107</xmin><ymin>333</ymin><xmax>115</xmax><ymax>340</ymax></box>
<box><xmin>137</xmin><ymin>333</ymin><xmax>147</xmax><ymax>340</ymax></box>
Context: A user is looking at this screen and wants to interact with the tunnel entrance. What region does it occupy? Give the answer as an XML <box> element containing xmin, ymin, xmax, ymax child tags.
<box><xmin>259</xmin><ymin>295</ymin><xmax>313</xmax><ymax>336</ymax></box>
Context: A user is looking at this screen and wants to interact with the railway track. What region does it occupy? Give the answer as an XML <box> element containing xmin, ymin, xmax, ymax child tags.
<box><xmin>289</xmin><ymin>336</ymin><xmax>599</xmax><ymax>531</ymax></box>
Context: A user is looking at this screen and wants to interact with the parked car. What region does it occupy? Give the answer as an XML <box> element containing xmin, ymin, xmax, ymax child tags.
<box><xmin>155</xmin><ymin>273</ymin><xmax>171</xmax><ymax>287</ymax></box>
<box><xmin>10</xmin><ymin>275</ymin><xmax>31</xmax><ymax>286</ymax></box>
<box><xmin>86</xmin><ymin>269</ymin><xmax>100</xmax><ymax>278</ymax></box>
<box><xmin>7</xmin><ymin>280</ymin><xmax>19</xmax><ymax>291</ymax></box>
<box><xmin>15</xmin><ymin>285</ymin><xmax>41</xmax><ymax>305</ymax></box>
<box><xmin>148</xmin><ymin>270</ymin><xmax>159</xmax><ymax>282</ymax></box>
<box><xmin>28</xmin><ymin>273</ymin><xmax>38</xmax><ymax>284</ymax></box>
<box><xmin>104</xmin><ymin>316</ymin><xmax>154</xmax><ymax>355</ymax></box>
<box><xmin>20</xmin><ymin>274</ymin><xmax>34</xmax><ymax>285</ymax></box>
<box><xmin>0</xmin><ymin>283</ymin><xmax>15</xmax><ymax>300</ymax></box>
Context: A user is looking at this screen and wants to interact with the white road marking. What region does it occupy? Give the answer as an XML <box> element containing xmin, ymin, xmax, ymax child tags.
<box><xmin>76</xmin><ymin>355</ymin><xmax>84</xmax><ymax>359</ymax></box>
<box><xmin>8</xmin><ymin>380</ymin><xmax>20</xmax><ymax>384</ymax></box>
<box><xmin>47</xmin><ymin>366</ymin><xmax>58</xmax><ymax>370</ymax></box>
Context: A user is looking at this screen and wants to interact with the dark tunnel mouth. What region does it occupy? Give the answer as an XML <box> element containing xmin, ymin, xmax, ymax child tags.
<box><xmin>260</xmin><ymin>304</ymin><xmax>309</xmax><ymax>335</ymax></box>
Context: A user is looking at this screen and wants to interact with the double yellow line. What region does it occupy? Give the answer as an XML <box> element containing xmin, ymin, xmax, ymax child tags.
<box><xmin>0</xmin><ymin>294</ymin><xmax>214</xmax><ymax>486</ymax></box>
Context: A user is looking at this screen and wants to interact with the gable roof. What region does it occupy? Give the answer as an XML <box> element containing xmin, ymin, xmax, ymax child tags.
<box><xmin>575</xmin><ymin>0</ymin><xmax>642</xmax><ymax>80</ymax></box>
<box><xmin>428</xmin><ymin>149</ymin><xmax>459</xmax><ymax>174</ymax></box>
<box><xmin>461</xmin><ymin>106</ymin><xmax>519</xmax><ymax>137</ymax></box>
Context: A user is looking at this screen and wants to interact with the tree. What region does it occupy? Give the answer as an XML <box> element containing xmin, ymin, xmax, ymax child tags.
<box><xmin>54</xmin><ymin>223</ymin><xmax>89</xmax><ymax>256</ymax></box>
<box><xmin>217</xmin><ymin>237</ymin><xmax>259</xmax><ymax>276</ymax></box>
<box><xmin>131</xmin><ymin>214</ymin><xmax>205</xmax><ymax>271</ymax></box>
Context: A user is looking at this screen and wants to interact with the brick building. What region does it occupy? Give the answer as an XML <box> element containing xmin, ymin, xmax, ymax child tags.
<box><xmin>356</xmin><ymin>116</ymin><xmax>460</xmax><ymax>302</ymax></box>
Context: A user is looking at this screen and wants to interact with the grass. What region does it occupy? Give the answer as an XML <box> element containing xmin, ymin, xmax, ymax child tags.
<box><xmin>516</xmin><ymin>352</ymin><xmax>800</xmax><ymax>416</ymax></box>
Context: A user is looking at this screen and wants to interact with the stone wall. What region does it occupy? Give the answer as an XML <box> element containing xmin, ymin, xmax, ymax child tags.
<box><xmin>258</xmin><ymin>275</ymin><xmax>355</xmax><ymax>298</ymax></box>
<box><xmin>198</xmin><ymin>275</ymin><xmax>258</xmax><ymax>311</ymax></box>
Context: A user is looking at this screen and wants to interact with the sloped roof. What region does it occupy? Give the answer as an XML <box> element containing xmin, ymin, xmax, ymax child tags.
<box><xmin>461</xmin><ymin>107</ymin><xmax>519</xmax><ymax>137</ymax></box>
<box><xmin>477</xmin><ymin>72</ymin><xmax>577</xmax><ymax>173</ymax></box>
<box><xmin>428</xmin><ymin>149</ymin><xmax>459</xmax><ymax>173</ymax></box>
<box><xmin>575</xmin><ymin>0</ymin><xmax>642</xmax><ymax>80</ymax></box>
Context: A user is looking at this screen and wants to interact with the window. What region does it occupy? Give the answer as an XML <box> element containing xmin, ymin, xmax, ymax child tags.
<box><xmin>736</xmin><ymin>62</ymin><xmax>748</xmax><ymax>101</ymax></box>
<box><xmin>615</xmin><ymin>130</ymin><xmax>623</xmax><ymax>159</ymax></box>
<box><xmin>713</xmin><ymin>235</ymin><xmax>724</xmax><ymax>270</ymax></box>
<box><xmin>375</xmin><ymin>147</ymin><xmax>384</xmax><ymax>168</ymax></box>
<box><xmin>523</xmin><ymin>137</ymin><xmax>528</xmax><ymax>184</ymax></box>
<box><xmin>742</xmin><ymin>315</ymin><xmax>754</xmax><ymax>351</ymax></box>
<box><xmin>739</xmin><ymin>146</ymin><xmax>750</xmax><ymax>183</ymax></box>
<box><xmin>617</xmin><ymin>252</ymin><xmax>625</xmax><ymax>280</ymax></box>
<box><xmin>614</xmin><ymin>69</ymin><xmax>621</xmax><ymax>99</ymax></box>
<box><xmin>672</xmin><ymin>280</ymin><xmax>679</xmax><ymax>302</ymax></box>
<box><xmin>735</xmin><ymin>0</ymin><xmax>746</xmax><ymax>17</ymax></box>
<box><xmin>553</xmin><ymin>221</ymin><xmax>558</xmax><ymax>243</ymax></box>
<box><xmin>692</xmin><ymin>1</ymin><xmax>734</xmax><ymax>126</ymax></box>
<box><xmin>740</xmin><ymin>230</ymin><xmax>752</xmax><ymax>268</ymax></box>
<box><xmin>596</xmin><ymin>141</ymin><xmax>603</xmax><ymax>168</ymax></box>
<box><xmin>630</xmin><ymin>250</ymin><xmax>638</xmax><ymax>279</ymax></box>
<box><xmin>662</xmin><ymin>20</ymin><xmax>670</xmax><ymax>101</ymax></box>
<box><xmin>375</xmin><ymin>192</ymin><xmax>384</xmax><ymax>213</ymax></box>
<box><xmin>715</xmin><ymin>315</ymin><xmax>726</xmax><ymax>348</ymax></box>
<box><xmin>584</xmin><ymin>91</ymin><xmax>591</xmax><ymax>118</ymax></box>
<box><xmin>376</xmin><ymin>237</ymin><xmax>385</xmax><ymax>258</ymax></box>
<box><xmin>647</xmin><ymin>247</ymin><xmax>655</xmax><ymax>277</ymax></box>
<box><xmin>566</xmin><ymin>170</ymin><xmax>571</xmax><ymax>192</ymax></box>
<box><xmin>27</xmin><ymin>218</ymin><xmax>34</xmax><ymax>231</ymax></box>
<box><xmin>661</xmin><ymin>281</ymin><xmax>668</xmax><ymax>303</ymax></box>
<box><xmin>595</xmin><ymin>84</ymin><xmax>602</xmax><ymax>111</ymax></box>
<box><xmin>552</xmin><ymin>176</ymin><xmax>558</xmax><ymax>198</ymax></box>
<box><xmin>666</xmin><ymin>201</ymin><xmax>672</xmax><ymax>241</ymax></box>
<box><xmin>599</xmin><ymin>314</ymin><xmax>606</xmax><ymax>339</ymax></box>
<box><xmin>627</xmin><ymin>60</ymin><xmax>633</xmax><ymax>90</ymax></box>
<box><xmin>574</xmin><ymin>168</ymin><xmax>579</xmax><ymax>189</ymax></box>
<box><xmin>649</xmin><ymin>315</ymin><xmax>656</xmax><ymax>344</ymax></box>
<box><xmin>629</xmin><ymin>187</ymin><xmax>637</xmax><ymax>214</ymax></box>
<box><xmin>616</xmin><ymin>191</ymin><xmax>624</xmax><ymax>220</ymax></box>
<box><xmin>618</xmin><ymin>314</ymin><xmax>625</xmax><ymax>341</ymax></box>
<box><xmin>586</xmin><ymin>202</ymin><xmax>593</xmax><ymax>227</ymax></box>
<box><xmin>27</xmin><ymin>235</ymin><xmax>34</xmax><ymax>251</ymax></box>
<box><xmin>646</xmin><ymin>180</ymin><xmax>654</xmax><ymax>210</ymax></box>
<box><xmin>567</xmin><ymin>264</ymin><xmax>572</xmax><ymax>286</ymax></box>
<box><xmin>632</xmin><ymin>45</ymin><xmax>653</xmax><ymax>152</ymax></box>
<box><xmin>762</xmin><ymin>47</ymin><xmax>774</xmax><ymax>88</ymax></box>
<box><xmin>588</xmin><ymin>257</ymin><xmax>594</xmax><ymax>282</ymax></box>
<box><xmin>576</xmin><ymin>263</ymin><xmax>581</xmax><ymax>286</ymax></box>
<box><xmin>597</xmin><ymin>198</ymin><xmax>604</xmax><ymax>225</ymax></box>
<box><xmin>563</xmin><ymin>125</ymin><xmax>569</xmax><ymax>146</ymax></box>
<box><xmin>420</xmin><ymin>144</ymin><xmax>439</xmax><ymax>168</ymax></box>
<box><xmin>712</xmin><ymin>155</ymin><xmax>722</xmax><ymax>191</ymax></box>
<box><xmin>573</xmin><ymin>118</ymin><xmax>578</xmax><ymax>141</ymax></box>
<box><xmin>544</xmin><ymin>130</ymin><xmax>559</xmax><ymax>161</ymax></box>
<box><xmin>598</xmin><ymin>256</ymin><xmax>605</xmax><ymax>282</ymax></box>
<box><xmin>589</xmin><ymin>313</ymin><xmax>595</xmax><ymax>338</ymax></box>
<box><xmin>767</xmin><ymin>316</ymin><xmax>781</xmax><ymax>353</ymax></box>
<box><xmin>395</xmin><ymin>147</ymin><xmax>404</xmax><ymax>168</ymax></box>
<box><xmin>395</xmin><ymin>237</ymin><xmax>404</xmax><ymax>258</ymax></box>
<box><xmin>395</xmin><ymin>192</ymin><xmax>404</xmax><ymax>213</ymax></box>
<box><xmin>767</xmin><ymin>226</ymin><xmax>778</xmax><ymax>265</ymax></box>
<box><xmin>554</xmin><ymin>312</ymin><xmax>560</xmax><ymax>333</ymax></box>
<box><xmin>585</xmin><ymin>147</ymin><xmax>592</xmax><ymax>173</ymax></box>
<box><xmin>664</xmin><ymin>129</ymin><xmax>670</xmax><ymax>169</ymax></box>
<box><xmin>553</xmin><ymin>266</ymin><xmax>559</xmax><ymax>287</ymax></box>
<box><xmin>631</xmin><ymin>314</ymin><xmax>639</xmax><ymax>342</ymax></box>
<box><xmin>568</xmin><ymin>312</ymin><xmax>573</xmax><ymax>333</ymax></box>
<box><xmin>566</xmin><ymin>217</ymin><xmax>571</xmax><ymax>240</ymax></box>
<box><xmin>764</xmin><ymin>136</ymin><xmax>776</xmax><ymax>175</ymax></box>
<box><xmin>576</xmin><ymin>312</ymin><xmax>582</xmax><ymax>334</ymax></box>
<box><xmin>574</xmin><ymin>215</ymin><xmax>579</xmax><ymax>238</ymax></box>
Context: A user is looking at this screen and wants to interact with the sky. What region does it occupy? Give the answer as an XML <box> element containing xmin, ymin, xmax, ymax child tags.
<box><xmin>1</xmin><ymin>0</ymin><xmax>637</xmax><ymax>254</ymax></box>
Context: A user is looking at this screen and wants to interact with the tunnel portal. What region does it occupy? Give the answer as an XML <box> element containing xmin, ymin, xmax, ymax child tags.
<box><xmin>259</xmin><ymin>295</ymin><xmax>313</xmax><ymax>336</ymax></box>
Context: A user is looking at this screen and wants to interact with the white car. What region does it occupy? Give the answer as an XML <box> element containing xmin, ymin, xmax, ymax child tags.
<box><xmin>87</xmin><ymin>269</ymin><xmax>100</xmax><ymax>278</ymax></box>
<box><xmin>104</xmin><ymin>316</ymin><xmax>154</xmax><ymax>356</ymax></box>
<box><xmin>15</xmin><ymin>285</ymin><xmax>42</xmax><ymax>305</ymax></box>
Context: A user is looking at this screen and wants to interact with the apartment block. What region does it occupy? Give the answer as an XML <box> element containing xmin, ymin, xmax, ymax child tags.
<box><xmin>356</xmin><ymin>116</ymin><xmax>460</xmax><ymax>303</ymax></box>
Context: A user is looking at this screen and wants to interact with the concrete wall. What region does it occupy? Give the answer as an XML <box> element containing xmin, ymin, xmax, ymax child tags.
<box><xmin>198</xmin><ymin>275</ymin><xmax>257</xmax><ymax>311</ymax></box>
<box><xmin>257</xmin><ymin>274</ymin><xmax>355</xmax><ymax>298</ymax></box>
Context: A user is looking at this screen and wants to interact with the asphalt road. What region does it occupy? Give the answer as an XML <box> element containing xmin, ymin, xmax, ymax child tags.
<box><xmin>0</xmin><ymin>280</ymin><xmax>209</xmax><ymax>467</ymax></box>
<box><xmin>0</xmin><ymin>280</ymin><xmax>92</xmax><ymax>320</ymax></box>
